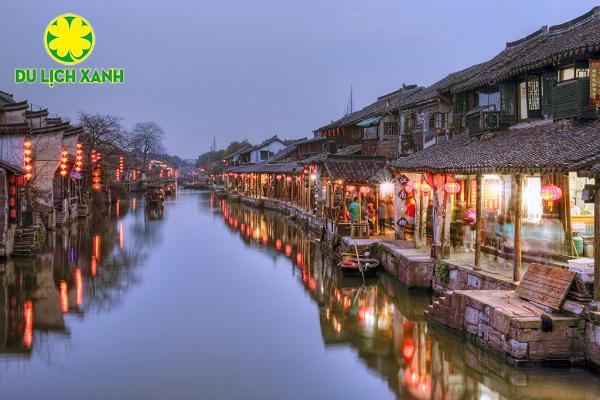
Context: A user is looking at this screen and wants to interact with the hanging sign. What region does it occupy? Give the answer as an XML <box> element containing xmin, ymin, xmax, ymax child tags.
<box><xmin>398</xmin><ymin>190</ymin><xmax>407</xmax><ymax>200</ymax></box>
<box><xmin>590</xmin><ymin>59</ymin><xmax>600</xmax><ymax>105</ymax></box>
<box><xmin>397</xmin><ymin>217</ymin><xmax>408</xmax><ymax>229</ymax></box>
<box><xmin>398</xmin><ymin>175</ymin><xmax>409</xmax><ymax>185</ymax></box>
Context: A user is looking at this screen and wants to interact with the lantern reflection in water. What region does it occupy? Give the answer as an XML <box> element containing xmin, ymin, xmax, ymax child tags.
<box><xmin>285</xmin><ymin>243</ymin><xmax>292</xmax><ymax>257</ymax></box>
<box><xmin>23</xmin><ymin>301</ymin><xmax>33</xmax><ymax>348</ymax></box>
<box><xmin>91</xmin><ymin>256</ymin><xmax>97</xmax><ymax>277</ymax></box>
<box><xmin>119</xmin><ymin>223</ymin><xmax>124</xmax><ymax>249</ymax></box>
<box><xmin>75</xmin><ymin>268</ymin><xmax>83</xmax><ymax>305</ymax></box>
<box><xmin>132</xmin><ymin>197</ymin><xmax>137</xmax><ymax>211</ymax></box>
<box><xmin>93</xmin><ymin>235</ymin><xmax>101</xmax><ymax>261</ymax></box>
<box><xmin>60</xmin><ymin>281</ymin><xmax>68</xmax><ymax>313</ymax></box>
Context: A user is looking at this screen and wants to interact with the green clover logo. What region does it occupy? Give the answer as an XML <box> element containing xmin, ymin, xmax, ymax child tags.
<box><xmin>44</xmin><ymin>14</ymin><xmax>94</xmax><ymax>65</ymax></box>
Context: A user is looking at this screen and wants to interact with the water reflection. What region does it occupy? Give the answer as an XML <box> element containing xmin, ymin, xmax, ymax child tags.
<box><xmin>0</xmin><ymin>192</ymin><xmax>599</xmax><ymax>399</ymax></box>
<box><xmin>0</xmin><ymin>195</ymin><xmax>163</xmax><ymax>360</ymax></box>
<box><xmin>216</xmin><ymin>196</ymin><xmax>600</xmax><ymax>400</ymax></box>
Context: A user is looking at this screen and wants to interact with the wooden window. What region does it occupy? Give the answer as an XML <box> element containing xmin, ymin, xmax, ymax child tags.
<box><xmin>383</xmin><ymin>121</ymin><xmax>399</xmax><ymax>135</ymax></box>
<box><xmin>500</xmin><ymin>83</ymin><xmax>516</xmax><ymax>116</ymax></box>
<box><xmin>527</xmin><ymin>76</ymin><xmax>541</xmax><ymax>111</ymax></box>
<box><xmin>558</xmin><ymin>67</ymin><xmax>575</xmax><ymax>82</ymax></box>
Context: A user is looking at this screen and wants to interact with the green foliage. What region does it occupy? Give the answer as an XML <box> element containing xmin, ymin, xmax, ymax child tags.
<box><xmin>435</xmin><ymin>262</ymin><xmax>450</xmax><ymax>283</ymax></box>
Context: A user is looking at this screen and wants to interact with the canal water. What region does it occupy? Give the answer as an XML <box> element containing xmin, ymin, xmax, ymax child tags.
<box><xmin>1</xmin><ymin>190</ymin><xmax>600</xmax><ymax>400</ymax></box>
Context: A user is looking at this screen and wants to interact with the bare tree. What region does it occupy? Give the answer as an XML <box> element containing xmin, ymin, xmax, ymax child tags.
<box><xmin>129</xmin><ymin>122</ymin><xmax>166</xmax><ymax>169</ymax></box>
<box><xmin>78</xmin><ymin>111</ymin><xmax>128</xmax><ymax>152</ymax></box>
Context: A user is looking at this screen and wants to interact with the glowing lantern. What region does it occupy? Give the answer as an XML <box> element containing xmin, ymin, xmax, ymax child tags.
<box><xmin>276</xmin><ymin>174</ymin><xmax>283</xmax><ymax>181</ymax></box>
<box><xmin>23</xmin><ymin>139</ymin><xmax>33</xmax><ymax>180</ymax></box>
<box><xmin>275</xmin><ymin>239</ymin><xmax>282</xmax><ymax>250</ymax></box>
<box><xmin>419</xmin><ymin>182</ymin><xmax>432</xmax><ymax>193</ymax></box>
<box><xmin>444</xmin><ymin>181</ymin><xmax>461</xmax><ymax>194</ymax></box>
<box><xmin>296</xmin><ymin>176</ymin><xmax>302</xmax><ymax>182</ymax></box>
<box><xmin>359</xmin><ymin>186</ymin><xmax>371</xmax><ymax>195</ymax></box>
<box><xmin>541</xmin><ymin>184</ymin><xmax>562</xmax><ymax>202</ymax></box>
<box><xmin>285</xmin><ymin>176</ymin><xmax>292</xmax><ymax>183</ymax></box>
<box><xmin>59</xmin><ymin>145</ymin><xmax>68</xmax><ymax>177</ymax></box>
<box><xmin>75</xmin><ymin>143</ymin><xmax>83</xmax><ymax>172</ymax></box>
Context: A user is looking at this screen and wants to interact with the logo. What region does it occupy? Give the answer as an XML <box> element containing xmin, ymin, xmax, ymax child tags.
<box><xmin>44</xmin><ymin>14</ymin><xmax>95</xmax><ymax>65</ymax></box>
<box><xmin>15</xmin><ymin>13</ymin><xmax>123</xmax><ymax>87</ymax></box>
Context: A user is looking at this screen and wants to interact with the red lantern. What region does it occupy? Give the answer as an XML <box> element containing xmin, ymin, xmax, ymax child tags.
<box><xmin>346</xmin><ymin>185</ymin><xmax>356</xmax><ymax>193</ymax></box>
<box><xmin>444</xmin><ymin>181</ymin><xmax>461</xmax><ymax>194</ymax></box>
<box><xmin>359</xmin><ymin>186</ymin><xmax>371</xmax><ymax>195</ymax></box>
<box><xmin>285</xmin><ymin>176</ymin><xmax>292</xmax><ymax>183</ymax></box>
<box><xmin>276</xmin><ymin>174</ymin><xmax>283</xmax><ymax>181</ymax></box>
<box><xmin>9</xmin><ymin>209</ymin><xmax>17</xmax><ymax>219</ymax></box>
<box><xmin>541</xmin><ymin>184</ymin><xmax>562</xmax><ymax>202</ymax></box>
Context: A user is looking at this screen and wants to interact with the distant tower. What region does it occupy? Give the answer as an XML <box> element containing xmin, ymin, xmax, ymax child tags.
<box><xmin>210</xmin><ymin>136</ymin><xmax>217</xmax><ymax>152</ymax></box>
<box><xmin>344</xmin><ymin>84</ymin><xmax>355</xmax><ymax>115</ymax></box>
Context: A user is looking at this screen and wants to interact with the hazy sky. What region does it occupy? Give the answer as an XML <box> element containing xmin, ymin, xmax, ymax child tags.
<box><xmin>1</xmin><ymin>0</ymin><xmax>598</xmax><ymax>158</ymax></box>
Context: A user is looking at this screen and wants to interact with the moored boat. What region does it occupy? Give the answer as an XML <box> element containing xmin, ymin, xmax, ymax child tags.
<box><xmin>337</xmin><ymin>254</ymin><xmax>380</xmax><ymax>277</ymax></box>
<box><xmin>145</xmin><ymin>188</ymin><xmax>165</xmax><ymax>205</ymax></box>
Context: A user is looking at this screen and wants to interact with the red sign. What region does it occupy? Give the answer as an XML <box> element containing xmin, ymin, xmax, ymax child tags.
<box><xmin>590</xmin><ymin>59</ymin><xmax>600</xmax><ymax>105</ymax></box>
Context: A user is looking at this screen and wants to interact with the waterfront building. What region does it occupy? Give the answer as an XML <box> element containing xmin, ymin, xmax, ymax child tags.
<box><xmin>0</xmin><ymin>91</ymin><xmax>85</xmax><ymax>231</ymax></box>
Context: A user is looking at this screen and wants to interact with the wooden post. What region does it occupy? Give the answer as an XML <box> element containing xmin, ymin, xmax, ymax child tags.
<box><xmin>594</xmin><ymin>182</ymin><xmax>600</xmax><ymax>303</ymax></box>
<box><xmin>514</xmin><ymin>173</ymin><xmax>523</xmax><ymax>282</ymax></box>
<box><xmin>563</xmin><ymin>173</ymin><xmax>574</xmax><ymax>256</ymax></box>
<box><xmin>474</xmin><ymin>174</ymin><xmax>483</xmax><ymax>270</ymax></box>
<box><xmin>439</xmin><ymin>178</ymin><xmax>449</xmax><ymax>259</ymax></box>
<box><xmin>415</xmin><ymin>185</ymin><xmax>422</xmax><ymax>247</ymax></box>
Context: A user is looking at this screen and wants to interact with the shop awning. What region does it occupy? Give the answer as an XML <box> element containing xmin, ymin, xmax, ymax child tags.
<box><xmin>356</xmin><ymin>116</ymin><xmax>381</xmax><ymax>127</ymax></box>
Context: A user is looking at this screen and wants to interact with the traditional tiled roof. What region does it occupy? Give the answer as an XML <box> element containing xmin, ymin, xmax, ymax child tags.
<box><xmin>222</xmin><ymin>144</ymin><xmax>253</xmax><ymax>160</ymax></box>
<box><xmin>228</xmin><ymin>160</ymin><xmax>301</xmax><ymax>174</ymax></box>
<box><xmin>453</xmin><ymin>7</ymin><xmax>600</xmax><ymax>93</ymax></box>
<box><xmin>0</xmin><ymin>160</ymin><xmax>23</xmax><ymax>175</ymax></box>
<box><xmin>299</xmin><ymin>144</ymin><xmax>362</xmax><ymax>165</ymax></box>
<box><xmin>401</xmin><ymin>62</ymin><xmax>491</xmax><ymax>108</ymax></box>
<box><xmin>316</xmin><ymin>85</ymin><xmax>423</xmax><ymax>131</ymax></box>
<box><xmin>0</xmin><ymin>90</ymin><xmax>16</xmax><ymax>105</ymax></box>
<box><xmin>389</xmin><ymin>119</ymin><xmax>600</xmax><ymax>174</ymax></box>
<box><xmin>322</xmin><ymin>155</ymin><xmax>386</xmax><ymax>183</ymax></box>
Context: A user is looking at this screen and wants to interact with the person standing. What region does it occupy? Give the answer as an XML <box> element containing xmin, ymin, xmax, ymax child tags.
<box><xmin>348</xmin><ymin>197</ymin><xmax>360</xmax><ymax>223</ymax></box>
<box><xmin>378</xmin><ymin>200</ymin><xmax>388</xmax><ymax>233</ymax></box>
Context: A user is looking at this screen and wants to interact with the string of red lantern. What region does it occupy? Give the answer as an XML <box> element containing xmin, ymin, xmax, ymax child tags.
<box><xmin>59</xmin><ymin>145</ymin><xmax>68</xmax><ymax>177</ymax></box>
<box><xmin>75</xmin><ymin>143</ymin><xmax>83</xmax><ymax>172</ymax></box>
<box><xmin>23</xmin><ymin>139</ymin><xmax>33</xmax><ymax>180</ymax></box>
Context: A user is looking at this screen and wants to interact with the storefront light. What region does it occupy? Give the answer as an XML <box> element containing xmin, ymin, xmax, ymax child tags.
<box><xmin>380</xmin><ymin>182</ymin><xmax>394</xmax><ymax>196</ymax></box>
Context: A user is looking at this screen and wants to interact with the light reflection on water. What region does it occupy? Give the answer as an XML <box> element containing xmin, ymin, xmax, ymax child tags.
<box><xmin>0</xmin><ymin>191</ymin><xmax>597</xmax><ymax>399</ymax></box>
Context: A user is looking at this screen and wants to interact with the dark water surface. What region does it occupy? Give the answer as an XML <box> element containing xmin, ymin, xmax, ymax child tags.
<box><xmin>1</xmin><ymin>190</ymin><xmax>600</xmax><ymax>400</ymax></box>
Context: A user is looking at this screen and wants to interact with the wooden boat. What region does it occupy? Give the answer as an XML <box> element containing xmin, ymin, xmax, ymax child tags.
<box><xmin>164</xmin><ymin>182</ymin><xmax>176</xmax><ymax>195</ymax></box>
<box><xmin>337</xmin><ymin>255</ymin><xmax>380</xmax><ymax>276</ymax></box>
<box><xmin>145</xmin><ymin>188</ymin><xmax>164</xmax><ymax>206</ymax></box>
